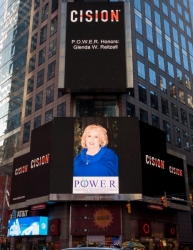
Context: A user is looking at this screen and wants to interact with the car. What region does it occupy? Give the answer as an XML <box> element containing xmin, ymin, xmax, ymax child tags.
<box><xmin>62</xmin><ymin>248</ymin><xmax>117</xmax><ymax>250</ymax></box>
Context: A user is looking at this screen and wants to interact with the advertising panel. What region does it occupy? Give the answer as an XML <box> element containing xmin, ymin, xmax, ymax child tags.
<box><xmin>65</xmin><ymin>2</ymin><xmax>126</xmax><ymax>91</ymax></box>
<box><xmin>7</xmin><ymin>216</ymin><xmax>48</xmax><ymax>236</ymax></box>
<box><xmin>71</xmin><ymin>202</ymin><xmax>121</xmax><ymax>235</ymax></box>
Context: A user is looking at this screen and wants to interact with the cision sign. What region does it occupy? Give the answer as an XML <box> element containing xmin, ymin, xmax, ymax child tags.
<box><xmin>65</xmin><ymin>2</ymin><xmax>126</xmax><ymax>91</ymax></box>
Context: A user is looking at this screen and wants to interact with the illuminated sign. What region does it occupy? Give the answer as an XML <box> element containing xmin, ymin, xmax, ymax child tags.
<box><xmin>7</xmin><ymin>216</ymin><xmax>48</xmax><ymax>236</ymax></box>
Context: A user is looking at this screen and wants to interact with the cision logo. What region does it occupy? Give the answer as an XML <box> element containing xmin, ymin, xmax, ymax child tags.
<box><xmin>70</xmin><ymin>9</ymin><xmax>121</xmax><ymax>22</ymax></box>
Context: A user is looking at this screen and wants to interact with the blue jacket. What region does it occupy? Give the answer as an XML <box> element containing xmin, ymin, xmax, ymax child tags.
<box><xmin>73</xmin><ymin>146</ymin><xmax>118</xmax><ymax>177</ymax></box>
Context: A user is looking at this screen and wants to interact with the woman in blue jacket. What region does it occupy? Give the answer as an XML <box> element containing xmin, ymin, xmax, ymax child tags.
<box><xmin>73</xmin><ymin>124</ymin><xmax>118</xmax><ymax>177</ymax></box>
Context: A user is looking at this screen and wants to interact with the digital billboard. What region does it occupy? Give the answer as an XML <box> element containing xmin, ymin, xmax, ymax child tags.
<box><xmin>64</xmin><ymin>2</ymin><xmax>126</xmax><ymax>91</ymax></box>
<box><xmin>7</xmin><ymin>216</ymin><xmax>48</xmax><ymax>236</ymax></box>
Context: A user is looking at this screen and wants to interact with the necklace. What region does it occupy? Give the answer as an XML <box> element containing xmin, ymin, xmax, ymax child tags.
<box><xmin>85</xmin><ymin>147</ymin><xmax>101</xmax><ymax>165</ymax></box>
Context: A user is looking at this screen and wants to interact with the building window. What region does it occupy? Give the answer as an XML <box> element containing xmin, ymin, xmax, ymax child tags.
<box><xmin>38</xmin><ymin>47</ymin><xmax>46</xmax><ymax>65</ymax></box>
<box><xmin>171</xmin><ymin>103</ymin><xmax>179</xmax><ymax>121</ymax></box>
<box><xmin>189</xmin><ymin>114</ymin><xmax>193</xmax><ymax>129</ymax></box>
<box><xmin>158</xmin><ymin>54</ymin><xmax>165</xmax><ymax>71</ymax></box>
<box><xmin>169</xmin><ymin>82</ymin><xmax>176</xmax><ymax>98</ymax></box>
<box><xmin>154</xmin><ymin>11</ymin><xmax>161</xmax><ymax>29</ymax></box>
<box><xmin>76</xmin><ymin>100</ymin><xmax>116</xmax><ymax>117</ymax></box>
<box><xmin>179</xmin><ymin>18</ymin><xmax>184</xmax><ymax>30</ymax></box>
<box><xmin>34</xmin><ymin>0</ymin><xmax>40</xmax><ymax>10</ymax></box>
<box><xmin>161</xmin><ymin>97</ymin><xmax>169</xmax><ymax>116</ymax></box>
<box><xmin>187</xmin><ymin>94</ymin><xmax>193</xmax><ymax>109</ymax></box>
<box><xmin>35</xmin><ymin>92</ymin><xmax>43</xmax><ymax>111</ymax></box>
<box><xmin>152</xmin><ymin>114</ymin><xmax>159</xmax><ymax>129</ymax></box>
<box><xmin>135</xmin><ymin>13</ymin><xmax>142</xmax><ymax>35</ymax></box>
<box><xmin>185</xmin><ymin>74</ymin><xmax>191</xmax><ymax>90</ymax></box>
<box><xmin>49</xmin><ymin>39</ymin><xmax>57</xmax><ymax>57</ymax></box>
<box><xmin>149</xmin><ymin>68</ymin><xmax>156</xmax><ymax>86</ymax></box>
<box><xmin>183</xmin><ymin>131</ymin><xmax>190</xmax><ymax>150</ymax></box>
<box><xmin>154</xmin><ymin>0</ymin><xmax>159</xmax><ymax>8</ymax></box>
<box><xmin>174</xmin><ymin>126</ymin><xmax>181</xmax><ymax>147</ymax></box>
<box><xmin>23</xmin><ymin>121</ymin><xmax>31</xmax><ymax>143</ymax></box>
<box><xmin>138</xmin><ymin>84</ymin><xmax>147</xmax><ymax>104</ymax></box>
<box><xmin>32</xmin><ymin>12</ymin><xmax>39</xmax><ymax>30</ymax></box>
<box><xmin>181</xmin><ymin>109</ymin><xmax>188</xmax><ymax>126</ymax></box>
<box><xmin>136</xmin><ymin>38</ymin><xmax>144</xmax><ymax>56</ymax></box>
<box><xmin>6</xmin><ymin>113</ymin><xmax>21</xmax><ymax>133</ymax></box>
<box><xmin>46</xmin><ymin>85</ymin><xmax>54</xmax><ymax>104</ymax></box>
<box><xmin>156</xmin><ymin>30</ymin><xmax>163</xmax><ymax>50</ymax></box>
<box><xmin>27</xmin><ymin>76</ymin><xmax>34</xmax><ymax>94</ymax></box>
<box><xmin>28</xmin><ymin>55</ymin><xmax>36</xmax><ymax>73</ymax></box>
<box><xmin>25</xmin><ymin>98</ymin><xmax>32</xmax><ymax>116</ymax></box>
<box><xmin>137</xmin><ymin>61</ymin><xmax>145</xmax><ymax>79</ymax></box>
<box><xmin>31</xmin><ymin>33</ymin><xmax>37</xmax><ymax>52</ymax></box>
<box><xmin>178</xmin><ymin>88</ymin><xmax>185</xmax><ymax>104</ymax></box>
<box><xmin>57</xmin><ymin>102</ymin><xmax>66</xmax><ymax>117</ymax></box>
<box><xmin>177</xmin><ymin>3</ymin><xmax>182</xmax><ymax>15</ymax></box>
<box><xmin>37</xmin><ymin>69</ymin><xmax>44</xmax><ymax>88</ymax></box>
<box><xmin>42</xmin><ymin>3</ymin><xmax>49</xmax><ymax>22</ymax></box>
<box><xmin>40</xmin><ymin>25</ymin><xmax>47</xmax><ymax>44</ymax></box>
<box><xmin>126</xmin><ymin>102</ymin><xmax>135</xmax><ymax>117</ymax></box>
<box><xmin>10</xmin><ymin>93</ymin><xmax>23</xmax><ymax>112</ymax></box>
<box><xmin>163</xmin><ymin>120</ymin><xmax>171</xmax><ymax>142</ymax></box>
<box><xmin>140</xmin><ymin>108</ymin><xmax>148</xmax><ymax>123</ymax></box>
<box><xmin>164</xmin><ymin>19</ymin><xmax>170</xmax><ymax>36</ymax></box>
<box><xmin>150</xmin><ymin>91</ymin><xmax>158</xmax><ymax>110</ymax></box>
<box><xmin>176</xmin><ymin>68</ymin><xmax>183</xmax><ymax>83</ymax></box>
<box><xmin>34</xmin><ymin>116</ymin><xmax>41</xmax><ymax>129</ymax></box>
<box><xmin>167</xmin><ymin>62</ymin><xmax>174</xmax><ymax>78</ymax></box>
<box><xmin>171</xmin><ymin>11</ymin><xmax>176</xmax><ymax>23</ymax></box>
<box><xmin>147</xmin><ymin>47</ymin><xmax>155</xmax><ymax>64</ymax></box>
<box><xmin>134</xmin><ymin>0</ymin><xmax>141</xmax><ymax>12</ymax></box>
<box><xmin>52</xmin><ymin>0</ymin><xmax>58</xmax><ymax>13</ymax></box>
<box><xmin>50</xmin><ymin>16</ymin><xmax>58</xmax><ymax>36</ymax></box>
<box><xmin>145</xmin><ymin>2</ymin><xmax>151</xmax><ymax>21</ymax></box>
<box><xmin>162</xmin><ymin>3</ymin><xmax>168</xmax><ymax>16</ymax></box>
<box><xmin>146</xmin><ymin>22</ymin><xmax>153</xmax><ymax>43</ymax></box>
<box><xmin>159</xmin><ymin>76</ymin><xmax>167</xmax><ymax>93</ymax></box>
<box><xmin>47</xmin><ymin>61</ymin><xmax>56</xmax><ymax>80</ymax></box>
<box><xmin>166</xmin><ymin>39</ymin><xmax>172</xmax><ymax>58</ymax></box>
<box><xmin>45</xmin><ymin>109</ymin><xmax>53</xmax><ymax>123</ymax></box>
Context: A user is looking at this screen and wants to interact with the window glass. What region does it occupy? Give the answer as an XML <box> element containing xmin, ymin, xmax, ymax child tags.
<box><xmin>188</xmin><ymin>41</ymin><xmax>193</xmax><ymax>57</ymax></box>
<box><xmin>152</xmin><ymin>114</ymin><xmax>160</xmax><ymax>129</ymax></box>
<box><xmin>177</xmin><ymin>3</ymin><xmax>182</xmax><ymax>15</ymax></box>
<box><xmin>10</xmin><ymin>93</ymin><xmax>23</xmax><ymax>112</ymax></box>
<box><xmin>179</xmin><ymin>19</ymin><xmax>184</xmax><ymax>31</ymax></box>
<box><xmin>47</xmin><ymin>61</ymin><xmax>56</xmax><ymax>80</ymax></box>
<box><xmin>28</xmin><ymin>55</ymin><xmax>36</xmax><ymax>73</ymax></box>
<box><xmin>169</xmin><ymin>82</ymin><xmax>176</xmax><ymax>98</ymax></box>
<box><xmin>173</xmin><ymin>126</ymin><xmax>181</xmax><ymax>147</ymax></box>
<box><xmin>184</xmin><ymin>11</ymin><xmax>190</xmax><ymax>22</ymax></box>
<box><xmin>25</xmin><ymin>98</ymin><xmax>32</xmax><ymax>116</ymax></box>
<box><xmin>135</xmin><ymin>14</ymin><xmax>142</xmax><ymax>34</ymax></box>
<box><xmin>147</xmin><ymin>47</ymin><xmax>155</xmax><ymax>63</ymax></box>
<box><xmin>23</xmin><ymin>121</ymin><xmax>31</xmax><ymax>143</ymax></box>
<box><xmin>27</xmin><ymin>76</ymin><xmax>34</xmax><ymax>94</ymax></box>
<box><xmin>50</xmin><ymin>16</ymin><xmax>58</xmax><ymax>36</ymax></box>
<box><xmin>34</xmin><ymin>115</ymin><xmax>41</xmax><ymax>129</ymax></box>
<box><xmin>149</xmin><ymin>68</ymin><xmax>156</xmax><ymax>86</ymax></box>
<box><xmin>183</xmin><ymin>131</ymin><xmax>190</xmax><ymax>150</ymax></box>
<box><xmin>163</xmin><ymin>120</ymin><xmax>171</xmax><ymax>142</ymax></box>
<box><xmin>170</xmin><ymin>11</ymin><xmax>176</xmax><ymax>23</ymax></box>
<box><xmin>174</xmin><ymin>46</ymin><xmax>181</xmax><ymax>65</ymax></box>
<box><xmin>186</xmin><ymin>26</ymin><xmax>191</xmax><ymax>38</ymax></box>
<box><xmin>136</xmin><ymin>38</ymin><xmax>144</xmax><ymax>56</ymax></box>
<box><xmin>32</xmin><ymin>12</ymin><xmax>39</xmax><ymax>30</ymax></box>
<box><xmin>146</xmin><ymin>23</ymin><xmax>153</xmax><ymax>43</ymax></box>
<box><xmin>150</xmin><ymin>91</ymin><xmax>158</xmax><ymax>110</ymax></box>
<box><xmin>180</xmin><ymin>34</ymin><xmax>186</xmax><ymax>50</ymax></box>
<box><xmin>145</xmin><ymin>2</ymin><xmax>151</xmax><ymax>20</ymax></box>
<box><xmin>45</xmin><ymin>109</ymin><xmax>53</xmax><ymax>123</ymax></box>
<box><xmin>35</xmin><ymin>91</ymin><xmax>43</xmax><ymax>110</ymax></box>
<box><xmin>165</xmin><ymin>39</ymin><xmax>172</xmax><ymax>58</ymax></box>
<box><xmin>138</xmin><ymin>84</ymin><xmax>147</xmax><ymax>104</ymax></box>
<box><xmin>34</xmin><ymin>0</ymin><xmax>40</xmax><ymax>10</ymax></box>
<box><xmin>46</xmin><ymin>85</ymin><xmax>54</xmax><ymax>104</ymax></box>
<box><xmin>182</xmin><ymin>53</ymin><xmax>189</xmax><ymax>71</ymax></box>
<box><xmin>37</xmin><ymin>69</ymin><xmax>44</xmax><ymax>87</ymax></box>
<box><xmin>176</xmin><ymin>68</ymin><xmax>183</xmax><ymax>83</ymax></box>
<box><xmin>185</xmin><ymin>75</ymin><xmax>191</xmax><ymax>90</ymax></box>
<box><xmin>159</xmin><ymin>76</ymin><xmax>167</xmax><ymax>93</ymax></box>
<box><xmin>154</xmin><ymin>11</ymin><xmax>161</xmax><ymax>28</ymax></box>
<box><xmin>42</xmin><ymin>3</ymin><xmax>49</xmax><ymax>22</ymax></box>
<box><xmin>137</xmin><ymin>61</ymin><xmax>145</xmax><ymax>79</ymax></box>
<box><xmin>52</xmin><ymin>0</ymin><xmax>59</xmax><ymax>13</ymax></box>
<box><xmin>187</xmin><ymin>94</ymin><xmax>193</xmax><ymax>109</ymax></box>
<box><xmin>140</xmin><ymin>108</ymin><xmax>148</xmax><ymax>123</ymax></box>
<box><xmin>153</xmin><ymin>0</ymin><xmax>159</xmax><ymax>8</ymax></box>
<box><xmin>178</xmin><ymin>88</ymin><xmax>185</xmax><ymax>104</ymax></box>
<box><xmin>172</xmin><ymin>27</ymin><xmax>178</xmax><ymax>44</ymax></box>
<box><xmin>134</xmin><ymin>0</ymin><xmax>141</xmax><ymax>12</ymax></box>
<box><xmin>162</xmin><ymin>3</ymin><xmax>168</xmax><ymax>16</ymax></box>
<box><xmin>171</xmin><ymin>103</ymin><xmax>179</xmax><ymax>121</ymax></box>
<box><xmin>161</xmin><ymin>97</ymin><xmax>169</xmax><ymax>116</ymax></box>
<box><xmin>49</xmin><ymin>38</ymin><xmax>57</xmax><ymax>57</ymax></box>
<box><xmin>180</xmin><ymin>108</ymin><xmax>188</xmax><ymax>126</ymax></box>
<box><xmin>31</xmin><ymin>33</ymin><xmax>37</xmax><ymax>52</ymax></box>
<box><xmin>189</xmin><ymin>114</ymin><xmax>193</xmax><ymax>129</ymax></box>
<box><xmin>169</xmin><ymin>0</ymin><xmax>174</xmax><ymax>8</ymax></box>
<box><xmin>156</xmin><ymin>30</ymin><xmax>163</xmax><ymax>50</ymax></box>
<box><xmin>167</xmin><ymin>62</ymin><xmax>174</xmax><ymax>78</ymax></box>
<box><xmin>164</xmin><ymin>19</ymin><xmax>170</xmax><ymax>36</ymax></box>
<box><xmin>40</xmin><ymin>25</ymin><xmax>47</xmax><ymax>44</ymax></box>
<box><xmin>57</xmin><ymin>102</ymin><xmax>66</xmax><ymax>117</ymax></box>
<box><xmin>158</xmin><ymin>54</ymin><xmax>165</xmax><ymax>71</ymax></box>
<box><xmin>38</xmin><ymin>47</ymin><xmax>46</xmax><ymax>65</ymax></box>
<box><xmin>126</xmin><ymin>102</ymin><xmax>135</xmax><ymax>117</ymax></box>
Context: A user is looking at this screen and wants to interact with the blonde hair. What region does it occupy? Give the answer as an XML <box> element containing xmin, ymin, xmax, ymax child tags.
<box><xmin>81</xmin><ymin>124</ymin><xmax>108</xmax><ymax>148</ymax></box>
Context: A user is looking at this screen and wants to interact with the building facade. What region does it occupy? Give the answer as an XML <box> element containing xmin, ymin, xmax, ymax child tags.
<box><xmin>0</xmin><ymin>0</ymin><xmax>193</xmax><ymax>249</ymax></box>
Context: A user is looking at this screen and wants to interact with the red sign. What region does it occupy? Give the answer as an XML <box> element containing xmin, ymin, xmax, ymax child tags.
<box><xmin>139</xmin><ymin>220</ymin><xmax>151</xmax><ymax>237</ymax></box>
<box><xmin>49</xmin><ymin>219</ymin><xmax>61</xmax><ymax>236</ymax></box>
<box><xmin>148</xmin><ymin>204</ymin><xmax>163</xmax><ymax>210</ymax></box>
<box><xmin>71</xmin><ymin>203</ymin><xmax>121</xmax><ymax>235</ymax></box>
<box><xmin>31</xmin><ymin>203</ymin><xmax>46</xmax><ymax>210</ymax></box>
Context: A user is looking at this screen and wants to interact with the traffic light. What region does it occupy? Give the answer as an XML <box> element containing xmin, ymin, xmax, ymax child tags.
<box><xmin>161</xmin><ymin>196</ymin><xmax>167</xmax><ymax>207</ymax></box>
<box><xmin>126</xmin><ymin>203</ymin><xmax>131</xmax><ymax>213</ymax></box>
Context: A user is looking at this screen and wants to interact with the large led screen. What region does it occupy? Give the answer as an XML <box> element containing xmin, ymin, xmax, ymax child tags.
<box><xmin>7</xmin><ymin>216</ymin><xmax>48</xmax><ymax>236</ymax></box>
<box><xmin>64</xmin><ymin>2</ymin><xmax>126</xmax><ymax>91</ymax></box>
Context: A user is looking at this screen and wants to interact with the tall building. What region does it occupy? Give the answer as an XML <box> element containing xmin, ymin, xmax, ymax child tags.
<box><xmin>0</xmin><ymin>0</ymin><xmax>193</xmax><ymax>249</ymax></box>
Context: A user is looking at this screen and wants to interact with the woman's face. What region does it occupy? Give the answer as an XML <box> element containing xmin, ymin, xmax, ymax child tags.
<box><xmin>85</xmin><ymin>129</ymin><xmax>101</xmax><ymax>149</ymax></box>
